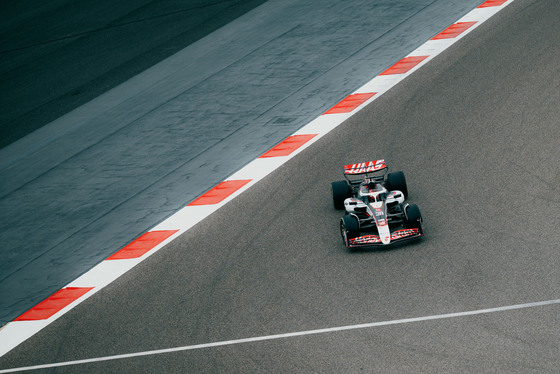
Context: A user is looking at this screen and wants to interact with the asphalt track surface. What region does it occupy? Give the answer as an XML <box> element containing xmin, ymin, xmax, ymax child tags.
<box><xmin>1</xmin><ymin>0</ymin><xmax>560</xmax><ymax>373</ymax></box>
<box><xmin>0</xmin><ymin>0</ymin><xmax>486</xmax><ymax>324</ymax></box>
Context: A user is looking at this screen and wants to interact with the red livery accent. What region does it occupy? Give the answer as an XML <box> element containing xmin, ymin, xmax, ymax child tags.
<box><xmin>188</xmin><ymin>180</ymin><xmax>252</xmax><ymax>206</ymax></box>
<box><xmin>324</xmin><ymin>93</ymin><xmax>377</xmax><ymax>114</ymax></box>
<box><xmin>107</xmin><ymin>230</ymin><xmax>179</xmax><ymax>260</ymax></box>
<box><xmin>380</xmin><ymin>56</ymin><xmax>429</xmax><ymax>75</ymax></box>
<box><xmin>259</xmin><ymin>134</ymin><xmax>317</xmax><ymax>158</ymax></box>
<box><xmin>351</xmin><ymin>235</ymin><xmax>383</xmax><ymax>244</ymax></box>
<box><xmin>390</xmin><ymin>228</ymin><xmax>421</xmax><ymax>240</ymax></box>
<box><xmin>349</xmin><ymin>228</ymin><xmax>420</xmax><ymax>245</ymax></box>
<box><xmin>478</xmin><ymin>0</ymin><xmax>507</xmax><ymax>7</ymax></box>
<box><xmin>431</xmin><ymin>22</ymin><xmax>477</xmax><ymax>40</ymax></box>
<box><xmin>14</xmin><ymin>287</ymin><xmax>94</xmax><ymax>321</ymax></box>
<box><xmin>344</xmin><ymin>160</ymin><xmax>387</xmax><ymax>174</ymax></box>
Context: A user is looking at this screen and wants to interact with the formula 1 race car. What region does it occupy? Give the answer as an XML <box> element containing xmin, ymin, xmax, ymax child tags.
<box><xmin>331</xmin><ymin>159</ymin><xmax>423</xmax><ymax>249</ymax></box>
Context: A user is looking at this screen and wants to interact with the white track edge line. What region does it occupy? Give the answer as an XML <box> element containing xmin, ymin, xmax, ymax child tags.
<box><xmin>1</xmin><ymin>298</ymin><xmax>557</xmax><ymax>373</ymax></box>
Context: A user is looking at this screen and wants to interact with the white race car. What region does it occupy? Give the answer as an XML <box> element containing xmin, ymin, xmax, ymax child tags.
<box><xmin>331</xmin><ymin>159</ymin><xmax>423</xmax><ymax>248</ymax></box>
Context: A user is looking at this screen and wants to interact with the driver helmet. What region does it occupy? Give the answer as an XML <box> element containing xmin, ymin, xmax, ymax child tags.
<box><xmin>365</xmin><ymin>178</ymin><xmax>377</xmax><ymax>189</ymax></box>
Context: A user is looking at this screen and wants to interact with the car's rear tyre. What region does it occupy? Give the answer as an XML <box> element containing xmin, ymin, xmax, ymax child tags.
<box><xmin>331</xmin><ymin>180</ymin><xmax>351</xmax><ymax>210</ymax></box>
<box><xmin>340</xmin><ymin>214</ymin><xmax>360</xmax><ymax>245</ymax></box>
<box><xmin>405</xmin><ymin>204</ymin><xmax>422</xmax><ymax>229</ymax></box>
<box><xmin>387</xmin><ymin>171</ymin><xmax>408</xmax><ymax>198</ymax></box>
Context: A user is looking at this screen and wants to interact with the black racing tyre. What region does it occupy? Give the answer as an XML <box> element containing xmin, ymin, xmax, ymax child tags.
<box><xmin>405</xmin><ymin>204</ymin><xmax>422</xmax><ymax>228</ymax></box>
<box><xmin>331</xmin><ymin>180</ymin><xmax>351</xmax><ymax>210</ymax></box>
<box><xmin>340</xmin><ymin>214</ymin><xmax>360</xmax><ymax>245</ymax></box>
<box><xmin>387</xmin><ymin>171</ymin><xmax>408</xmax><ymax>198</ymax></box>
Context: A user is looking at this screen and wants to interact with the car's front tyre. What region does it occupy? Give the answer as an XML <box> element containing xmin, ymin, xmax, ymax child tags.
<box><xmin>340</xmin><ymin>214</ymin><xmax>360</xmax><ymax>246</ymax></box>
<box><xmin>405</xmin><ymin>204</ymin><xmax>422</xmax><ymax>229</ymax></box>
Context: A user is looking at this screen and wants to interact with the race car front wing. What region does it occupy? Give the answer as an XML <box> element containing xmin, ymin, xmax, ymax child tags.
<box><xmin>347</xmin><ymin>227</ymin><xmax>423</xmax><ymax>248</ymax></box>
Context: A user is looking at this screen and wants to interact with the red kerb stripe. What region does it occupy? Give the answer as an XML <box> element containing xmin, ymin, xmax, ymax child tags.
<box><xmin>478</xmin><ymin>0</ymin><xmax>507</xmax><ymax>7</ymax></box>
<box><xmin>431</xmin><ymin>22</ymin><xmax>477</xmax><ymax>40</ymax></box>
<box><xmin>14</xmin><ymin>287</ymin><xmax>94</xmax><ymax>321</ymax></box>
<box><xmin>380</xmin><ymin>56</ymin><xmax>429</xmax><ymax>75</ymax></box>
<box><xmin>324</xmin><ymin>93</ymin><xmax>377</xmax><ymax>114</ymax></box>
<box><xmin>188</xmin><ymin>180</ymin><xmax>252</xmax><ymax>206</ymax></box>
<box><xmin>107</xmin><ymin>230</ymin><xmax>179</xmax><ymax>260</ymax></box>
<box><xmin>259</xmin><ymin>134</ymin><xmax>317</xmax><ymax>158</ymax></box>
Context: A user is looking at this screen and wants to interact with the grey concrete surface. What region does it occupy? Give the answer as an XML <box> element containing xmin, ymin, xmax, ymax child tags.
<box><xmin>0</xmin><ymin>0</ymin><xmax>268</xmax><ymax>148</ymax></box>
<box><xmin>1</xmin><ymin>0</ymin><xmax>559</xmax><ymax>372</ymax></box>
<box><xmin>0</xmin><ymin>0</ymin><xmax>484</xmax><ymax>325</ymax></box>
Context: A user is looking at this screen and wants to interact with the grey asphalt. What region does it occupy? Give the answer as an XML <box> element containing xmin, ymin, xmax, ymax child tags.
<box><xmin>1</xmin><ymin>0</ymin><xmax>559</xmax><ymax>372</ymax></box>
<box><xmin>0</xmin><ymin>0</ymin><xmax>484</xmax><ymax>325</ymax></box>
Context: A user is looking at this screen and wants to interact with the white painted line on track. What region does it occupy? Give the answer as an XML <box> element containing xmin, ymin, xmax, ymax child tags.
<box><xmin>1</xmin><ymin>298</ymin><xmax>558</xmax><ymax>373</ymax></box>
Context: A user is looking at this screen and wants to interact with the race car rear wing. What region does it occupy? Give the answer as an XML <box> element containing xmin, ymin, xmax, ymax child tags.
<box><xmin>343</xmin><ymin>159</ymin><xmax>387</xmax><ymax>174</ymax></box>
<box><xmin>343</xmin><ymin>160</ymin><xmax>388</xmax><ymax>185</ymax></box>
